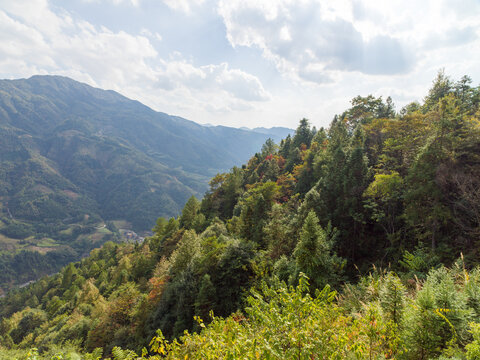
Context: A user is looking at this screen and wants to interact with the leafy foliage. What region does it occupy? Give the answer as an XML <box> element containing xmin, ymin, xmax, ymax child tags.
<box><xmin>1</xmin><ymin>72</ymin><xmax>480</xmax><ymax>359</ymax></box>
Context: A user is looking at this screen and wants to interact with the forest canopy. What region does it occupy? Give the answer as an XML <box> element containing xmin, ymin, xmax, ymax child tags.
<box><xmin>1</xmin><ymin>71</ymin><xmax>480</xmax><ymax>359</ymax></box>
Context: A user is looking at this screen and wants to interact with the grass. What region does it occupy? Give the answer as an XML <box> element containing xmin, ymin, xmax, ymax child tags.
<box><xmin>59</xmin><ymin>227</ymin><xmax>74</xmax><ymax>236</ymax></box>
<box><xmin>97</xmin><ymin>227</ymin><xmax>111</xmax><ymax>234</ymax></box>
<box><xmin>0</xmin><ymin>234</ymin><xmax>21</xmax><ymax>252</ymax></box>
<box><xmin>36</xmin><ymin>238</ymin><xmax>59</xmax><ymax>247</ymax></box>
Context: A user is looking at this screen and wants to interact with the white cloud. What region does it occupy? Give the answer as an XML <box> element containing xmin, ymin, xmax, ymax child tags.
<box><xmin>162</xmin><ymin>0</ymin><xmax>205</xmax><ymax>13</ymax></box>
<box><xmin>0</xmin><ymin>0</ymin><xmax>66</xmax><ymax>37</ymax></box>
<box><xmin>82</xmin><ymin>0</ymin><xmax>140</xmax><ymax>6</ymax></box>
<box><xmin>0</xmin><ymin>0</ymin><xmax>270</xmax><ymax>124</ymax></box>
<box><xmin>156</xmin><ymin>60</ymin><xmax>270</xmax><ymax>102</ymax></box>
<box><xmin>0</xmin><ymin>0</ymin><xmax>479</xmax><ymax>130</ymax></box>
<box><xmin>216</xmin><ymin>65</ymin><xmax>271</xmax><ymax>101</ymax></box>
<box><xmin>114</xmin><ymin>0</ymin><xmax>140</xmax><ymax>6</ymax></box>
<box><xmin>217</xmin><ymin>0</ymin><xmax>479</xmax><ymax>84</ymax></box>
<box><xmin>218</xmin><ymin>0</ymin><xmax>413</xmax><ymax>85</ymax></box>
<box><xmin>0</xmin><ymin>0</ymin><xmax>156</xmax><ymax>86</ymax></box>
<box><xmin>140</xmin><ymin>28</ymin><xmax>163</xmax><ymax>41</ymax></box>
<box><xmin>298</xmin><ymin>64</ymin><xmax>333</xmax><ymax>84</ymax></box>
<box><xmin>0</xmin><ymin>10</ymin><xmax>54</xmax><ymax>69</ymax></box>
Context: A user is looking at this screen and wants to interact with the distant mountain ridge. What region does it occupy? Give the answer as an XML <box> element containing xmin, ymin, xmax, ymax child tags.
<box><xmin>0</xmin><ymin>75</ymin><xmax>292</xmax><ymax>290</ymax></box>
<box><xmin>237</xmin><ymin>126</ymin><xmax>293</xmax><ymax>139</ymax></box>
<box><xmin>0</xmin><ymin>75</ymin><xmax>291</xmax><ymax>177</ymax></box>
<box><xmin>251</xmin><ymin>127</ymin><xmax>293</xmax><ymax>138</ymax></box>
<box><xmin>0</xmin><ymin>75</ymin><xmax>292</xmax><ymax>227</ymax></box>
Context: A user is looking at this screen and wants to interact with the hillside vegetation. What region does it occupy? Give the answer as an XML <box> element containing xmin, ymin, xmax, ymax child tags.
<box><xmin>0</xmin><ymin>75</ymin><xmax>290</xmax><ymax>292</ymax></box>
<box><xmin>1</xmin><ymin>72</ymin><xmax>479</xmax><ymax>359</ymax></box>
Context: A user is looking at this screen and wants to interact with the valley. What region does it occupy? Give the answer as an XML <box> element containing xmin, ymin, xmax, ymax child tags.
<box><xmin>0</xmin><ymin>75</ymin><xmax>291</xmax><ymax>292</ymax></box>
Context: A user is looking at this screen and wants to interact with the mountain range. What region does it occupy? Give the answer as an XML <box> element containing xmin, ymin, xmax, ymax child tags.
<box><xmin>0</xmin><ymin>75</ymin><xmax>292</xmax><ymax>290</ymax></box>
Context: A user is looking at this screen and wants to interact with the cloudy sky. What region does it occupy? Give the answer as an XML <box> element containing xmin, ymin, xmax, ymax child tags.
<box><xmin>1</xmin><ymin>0</ymin><xmax>479</xmax><ymax>129</ymax></box>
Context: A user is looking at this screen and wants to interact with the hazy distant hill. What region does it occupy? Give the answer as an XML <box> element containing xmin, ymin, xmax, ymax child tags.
<box><xmin>0</xmin><ymin>75</ymin><xmax>292</xmax><ymax>227</ymax></box>
<box><xmin>251</xmin><ymin>127</ymin><xmax>293</xmax><ymax>139</ymax></box>
<box><xmin>0</xmin><ymin>75</ymin><xmax>291</xmax><ymax>290</ymax></box>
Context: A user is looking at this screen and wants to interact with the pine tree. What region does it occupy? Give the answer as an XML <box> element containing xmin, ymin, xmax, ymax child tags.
<box><xmin>341</xmin><ymin>127</ymin><xmax>370</xmax><ymax>260</ymax></box>
<box><xmin>293</xmin><ymin>211</ymin><xmax>343</xmax><ymax>290</ymax></box>
<box><xmin>379</xmin><ymin>272</ymin><xmax>406</xmax><ymax>325</ymax></box>
<box><xmin>279</xmin><ymin>134</ymin><xmax>292</xmax><ymax>158</ymax></box>
<box><xmin>404</xmin><ymin>140</ymin><xmax>450</xmax><ymax>249</ymax></box>
<box><xmin>194</xmin><ymin>274</ymin><xmax>216</xmax><ymax>322</ymax></box>
<box><xmin>169</xmin><ymin>230</ymin><xmax>200</xmax><ymax>276</ymax></box>
<box><xmin>292</xmin><ymin>118</ymin><xmax>314</xmax><ymax>149</ymax></box>
<box><xmin>179</xmin><ymin>196</ymin><xmax>200</xmax><ymax>230</ymax></box>
<box><xmin>261</xmin><ymin>138</ymin><xmax>278</xmax><ymax>159</ymax></box>
<box><xmin>423</xmin><ymin>69</ymin><xmax>452</xmax><ymax>111</ymax></box>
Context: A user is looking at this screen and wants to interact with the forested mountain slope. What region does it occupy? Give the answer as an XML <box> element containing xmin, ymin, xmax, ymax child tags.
<box><xmin>0</xmin><ymin>72</ymin><xmax>479</xmax><ymax>359</ymax></box>
<box><xmin>0</xmin><ymin>75</ymin><xmax>290</xmax><ymax>292</ymax></box>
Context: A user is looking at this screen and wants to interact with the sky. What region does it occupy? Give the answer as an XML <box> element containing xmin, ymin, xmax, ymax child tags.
<box><xmin>0</xmin><ymin>0</ymin><xmax>479</xmax><ymax>129</ymax></box>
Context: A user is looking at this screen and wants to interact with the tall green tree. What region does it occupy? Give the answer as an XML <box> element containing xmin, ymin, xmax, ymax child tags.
<box><xmin>423</xmin><ymin>69</ymin><xmax>452</xmax><ymax>111</ymax></box>
<box><xmin>292</xmin><ymin>118</ymin><xmax>314</xmax><ymax>149</ymax></box>
<box><xmin>179</xmin><ymin>196</ymin><xmax>200</xmax><ymax>230</ymax></box>
<box><xmin>293</xmin><ymin>211</ymin><xmax>343</xmax><ymax>290</ymax></box>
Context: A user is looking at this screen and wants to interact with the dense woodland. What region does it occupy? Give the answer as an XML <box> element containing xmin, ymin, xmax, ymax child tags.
<box><xmin>1</xmin><ymin>72</ymin><xmax>480</xmax><ymax>359</ymax></box>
